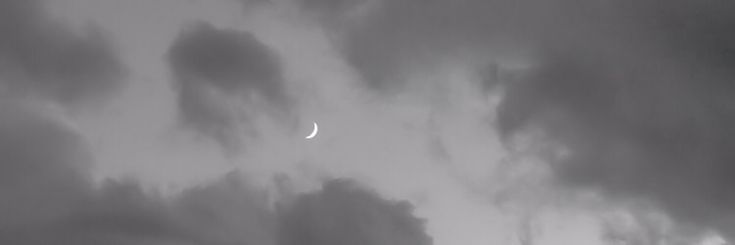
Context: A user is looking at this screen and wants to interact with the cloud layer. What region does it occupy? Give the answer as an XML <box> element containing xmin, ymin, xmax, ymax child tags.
<box><xmin>294</xmin><ymin>0</ymin><xmax>735</xmax><ymax>240</ymax></box>
<box><xmin>496</xmin><ymin>1</ymin><xmax>735</xmax><ymax>239</ymax></box>
<box><xmin>0</xmin><ymin>0</ymin><xmax>126</xmax><ymax>106</ymax></box>
<box><xmin>0</xmin><ymin>100</ymin><xmax>429</xmax><ymax>244</ymax></box>
<box><xmin>4</xmin><ymin>0</ymin><xmax>735</xmax><ymax>243</ymax></box>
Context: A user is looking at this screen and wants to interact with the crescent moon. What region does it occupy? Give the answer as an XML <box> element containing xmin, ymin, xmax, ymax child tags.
<box><xmin>305</xmin><ymin>122</ymin><xmax>318</xmax><ymax>139</ymax></box>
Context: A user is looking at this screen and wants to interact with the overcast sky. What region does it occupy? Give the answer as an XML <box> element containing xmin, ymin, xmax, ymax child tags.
<box><xmin>1</xmin><ymin>0</ymin><xmax>734</xmax><ymax>244</ymax></box>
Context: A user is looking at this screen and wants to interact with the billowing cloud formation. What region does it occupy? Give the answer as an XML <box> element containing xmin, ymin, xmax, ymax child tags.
<box><xmin>0</xmin><ymin>0</ymin><xmax>126</xmax><ymax>105</ymax></box>
<box><xmin>296</xmin><ymin>0</ymin><xmax>735</xmax><ymax>239</ymax></box>
<box><xmin>0</xmin><ymin>102</ymin><xmax>429</xmax><ymax>244</ymax></box>
<box><xmin>168</xmin><ymin>21</ymin><xmax>288</xmax><ymax>150</ymax></box>
<box><xmin>496</xmin><ymin>1</ymin><xmax>735</xmax><ymax>239</ymax></box>
<box><xmin>0</xmin><ymin>102</ymin><xmax>273</xmax><ymax>244</ymax></box>
<box><xmin>278</xmin><ymin>179</ymin><xmax>432</xmax><ymax>245</ymax></box>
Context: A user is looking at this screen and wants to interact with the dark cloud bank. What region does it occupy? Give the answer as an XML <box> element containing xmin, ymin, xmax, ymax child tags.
<box><xmin>0</xmin><ymin>102</ymin><xmax>430</xmax><ymax>244</ymax></box>
<box><xmin>298</xmin><ymin>0</ymin><xmax>735</xmax><ymax>240</ymax></box>
<box><xmin>168</xmin><ymin>21</ymin><xmax>289</xmax><ymax>151</ymax></box>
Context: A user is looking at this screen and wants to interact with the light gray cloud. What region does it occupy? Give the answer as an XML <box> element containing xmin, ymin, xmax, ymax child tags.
<box><xmin>0</xmin><ymin>0</ymin><xmax>126</xmax><ymax>105</ymax></box>
<box><xmin>0</xmin><ymin>102</ymin><xmax>429</xmax><ymax>244</ymax></box>
<box><xmin>167</xmin><ymin>21</ymin><xmax>289</xmax><ymax>151</ymax></box>
<box><xmin>0</xmin><ymin>102</ymin><xmax>272</xmax><ymax>245</ymax></box>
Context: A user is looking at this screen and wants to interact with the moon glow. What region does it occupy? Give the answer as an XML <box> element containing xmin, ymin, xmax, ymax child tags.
<box><xmin>305</xmin><ymin>122</ymin><xmax>318</xmax><ymax>139</ymax></box>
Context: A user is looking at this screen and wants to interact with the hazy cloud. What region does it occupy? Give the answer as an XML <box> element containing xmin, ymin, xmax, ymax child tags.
<box><xmin>0</xmin><ymin>0</ymin><xmax>126</xmax><ymax>105</ymax></box>
<box><xmin>167</xmin><ymin>21</ymin><xmax>288</xmax><ymax>150</ymax></box>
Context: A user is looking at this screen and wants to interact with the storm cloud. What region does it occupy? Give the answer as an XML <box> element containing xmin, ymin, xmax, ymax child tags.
<box><xmin>278</xmin><ymin>179</ymin><xmax>432</xmax><ymax>245</ymax></box>
<box><xmin>299</xmin><ymin>0</ymin><xmax>629</xmax><ymax>91</ymax></box>
<box><xmin>6</xmin><ymin>0</ymin><xmax>735</xmax><ymax>243</ymax></box>
<box><xmin>0</xmin><ymin>0</ymin><xmax>126</xmax><ymax>106</ymax></box>
<box><xmin>295</xmin><ymin>0</ymin><xmax>735</xmax><ymax>240</ymax></box>
<box><xmin>496</xmin><ymin>1</ymin><xmax>735</xmax><ymax>239</ymax></box>
<box><xmin>167</xmin><ymin>21</ymin><xmax>289</xmax><ymax>151</ymax></box>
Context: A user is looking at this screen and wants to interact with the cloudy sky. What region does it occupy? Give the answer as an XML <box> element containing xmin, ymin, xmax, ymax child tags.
<box><xmin>1</xmin><ymin>0</ymin><xmax>735</xmax><ymax>244</ymax></box>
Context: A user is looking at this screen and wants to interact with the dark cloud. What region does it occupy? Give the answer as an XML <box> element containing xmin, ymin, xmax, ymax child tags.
<box><xmin>277</xmin><ymin>179</ymin><xmax>432</xmax><ymax>245</ymax></box>
<box><xmin>299</xmin><ymin>0</ymin><xmax>735</xmax><ymax>239</ymax></box>
<box><xmin>300</xmin><ymin>0</ymin><xmax>627</xmax><ymax>91</ymax></box>
<box><xmin>0</xmin><ymin>101</ymin><xmax>92</xmax><ymax>236</ymax></box>
<box><xmin>498</xmin><ymin>50</ymin><xmax>735</xmax><ymax>237</ymax></box>
<box><xmin>0</xmin><ymin>102</ymin><xmax>429</xmax><ymax>244</ymax></box>
<box><xmin>167</xmin><ymin>21</ymin><xmax>288</xmax><ymax>150</ymax></box>
<box><xmin>494</xmin><ymin>0</ymin><xmax>735</xmax><ymax>240</ymax></box>
<box><xmin>0</xmin><ymin>0</ymin><xmax>126</xmax><ymax>106</ymax></box>
<box><xmin>298</xmin><ymin>0</ymin><xmax>363</xmax><ymax>13</ymax></box>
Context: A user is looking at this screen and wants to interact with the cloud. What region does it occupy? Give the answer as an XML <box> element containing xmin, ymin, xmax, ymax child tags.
<box><xmin>167</xmin><ymin>21</ymin><xmax>289</xmax><ymax>151</ymax></box>
<box><xmin>277</xmin><ymin>179</ymin><xmax>433</xmax><ymax>245</ymax></box>
<box><xmin>1</xmin><ymin>177</ymin><xmax>276</xmax><ymax>245</ymax></box>
<box><xmin>494</xmin><ymin>0</ymin><xmax>735</xmax><ymax>240</ymax></box>
<box><xmin>0</xmin><ymin>101</ymin><xmax>271</xmax><ymax>244</ymax></box>
<box><xmin>0</xmin><ymin>101</ymin><xmax>430</xmax><ymax>244</ymax></box>
<box><xmin>294</xmin><ymin>0</ymin><xmax>735</xmax><ymax>240</ymax></box>
<box><xmin>298</xmin><ymin>0</ymin><xmax>619</xmax><ymax>91</ymax></box>
<box><xmin>0</xmin><ymin>101</ymin><xmax>92</xmax><ymax>235</ymax></box>
<box><xmin>0</xmin><ymin>0</ymin><xmax>126</xmax><ymax>106</ymax></box>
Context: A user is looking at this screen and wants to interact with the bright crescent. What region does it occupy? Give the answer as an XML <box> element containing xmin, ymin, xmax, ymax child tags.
<box><xmin>305</xmin><ymin>122</ymin><xmax>318</xmax><ymax>139</ymax></box>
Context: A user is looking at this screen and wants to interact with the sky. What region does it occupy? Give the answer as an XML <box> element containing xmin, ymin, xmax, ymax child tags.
<box><xmin>1</xmin><ymin>0</ymin><xmax>734</xmax><ymax>244</ymax></box>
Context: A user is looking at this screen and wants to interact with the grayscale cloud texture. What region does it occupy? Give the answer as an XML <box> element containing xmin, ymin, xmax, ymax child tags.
<box><xmin>0</xmin><ymin>102</ymin><xmax>427</xmax><ymax>244</ymax></box>
<box><xmin>301</xmin><ymin>0</ymin><xmax>735</xmax><ymax>240</ymax></box>
<box><xmin>0</xmin><ymin>0</ymin><xmax>125</xmax><ymax>106</ymax></box>
<box><xmin>3</xmin><ymin>0</ymin><xmax>735</xmax><ymax>244</ymax></box>
<box><xmin>278</xmin><ymin>179</ymin><xmax>432</xmax><ymax>245</ymax></box>
<box><xmin>168</xmin><ymin>21</ymin><xmax>288</xmax><ymax>151</ymax></box>
<box><xmin>0</xmin><ymin>1</ymin><xmax>429</xmax><ymax>244</ymax></box>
